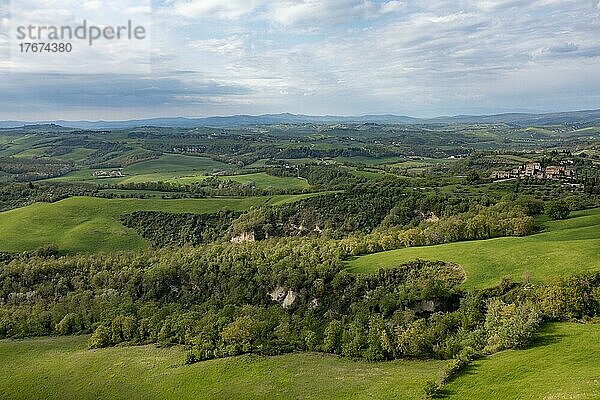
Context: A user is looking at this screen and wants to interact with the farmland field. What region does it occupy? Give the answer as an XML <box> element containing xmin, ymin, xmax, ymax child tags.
<box><xmin>347</xmin><ymin>208</ymin><xmax>600</xmax><ymax>289</ymax></box>
<box><xmin>0</xmin><ymin>336</ymin><xmax>444</xmax><ymax>400</ymax></box>
<box><xmin>45</xmin><ymin>154</ymin><xmax>232</xmax><ymax>184</ymax></box>
<box><xmin>226</xmin><ymin>172</ymin><xmax>310</xmax><ymax>190</ymax></box>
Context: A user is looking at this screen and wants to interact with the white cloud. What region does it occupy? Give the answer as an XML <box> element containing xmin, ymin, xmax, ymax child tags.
<box><xmin>169</xmin><ymin>0</ymin><xmax>262</xmax><ymax>20</ymax></box>
<box><xmin>166</xmin><ymin>0</ymin><xmax>405</xmax><ymax>25</ymax></box>
<box><xmin>7</xmin><ymin>0</ymin><xmax>152</xmax><ymax>74</ymax></box>
<box><xmin>2</xmin><ymin>0</ymin><xmax>600</xmax><ymax>118</ymax></box>
<box><xmin>266</xmin><ymin>0</ymin><xmax>405</xmax><ymax>27</ymax></box>
<box><xmin>188</xmin><ymin>36</ymin><xmax>246</xmax><ymax>55</ymax></box>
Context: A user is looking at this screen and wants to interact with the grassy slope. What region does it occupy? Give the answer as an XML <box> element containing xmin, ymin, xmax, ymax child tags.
<box><xmin>119</xmin><ymin>154</ymin><xmax>229</xmax><ymax>184</ymax></box>
<box><xmin>0</xmin><ymin>193</ymin><xmax>330</xmax><ymax>253</ymax></box>
<box><xmin>0</xmin><ymin>336</ymin><xmax>443</xmax><ymax>400</ymax></box>
<box><xmin>1</xmin><ymin>323</ymin><xmax>595</xmax><ymax>399</ymax></box>
<box><xmin>445</xmin><ymin>323</ymin><xmax>600</xmax><ymax>400</ymax></box>
<box><xmin>0</xmin><ymin>196</ymin><xmax>269</xmax><ymax>253</ymax></box>
<box><xmin>347</xmin><ymin>208</ymin><xmax>600</xmax><ymax>289</ymax></box>
<box><xmin>44</xmin><ymin>154</ymin><xmax>310</xmax><ymax>190</ymax></box>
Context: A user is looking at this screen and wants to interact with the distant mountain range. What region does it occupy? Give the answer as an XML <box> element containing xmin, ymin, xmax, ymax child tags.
<box><xmin>1</xmin><ymin>109</ymin><xmax>600</xmax><ymax>130</ymax></box>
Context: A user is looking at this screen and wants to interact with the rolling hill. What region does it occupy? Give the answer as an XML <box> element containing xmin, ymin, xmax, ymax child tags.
<box><xmin>0</xmin><ymin>195</ymin><xmax>309</xmax><ymax>253</ymax></box>
<box><xmin>444</xmin><ymin>323</ymin><xmax>600</xmax><ymax>399</ymax></box>
<box><xmin>2</xmin><ymin>109</ymin><xmax>600</xmax><ymax>129</ymax></box>
<box><xmin>348</xmin><ymin>208</ymin><xmax>600</xmax><ymax>289</ymax></box>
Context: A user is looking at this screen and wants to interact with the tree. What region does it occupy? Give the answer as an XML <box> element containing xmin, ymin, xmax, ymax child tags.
<box><xmin>465</xmin><ymin>170</ymin><xmax>481</xmax><ymax>184</ymax></box>
<box><xmin>323</xmin><ymin>320</ymin><xmax>343</xmax><ymax>354</ymax></box>
<box><xmin>89</xmin><ymin>325</ymin><xmax>111</xmax><ymax>349</ymax></box>
<box><xmin>545</xmin><ymin>201</ymin><xmax>570</xmax><ymax>220</ymax></box>
<box><xmin>220</xmin><ymin>315</ymin><xmax>262</xmax><ymax>354</ymax></box>
<box><xmin>304</xmin><ymin>330</ymin><xmax>319</xmax><ymax>351</ymax></box>
<box><xmin>484</xmin><ymin>299</ymin><xmax>540</xmax><ymax>353</ymax></box>
<box><xmin>55</xmin><ymin>313</ymin><xmax>81</xmax><ymax>335</ymax></box>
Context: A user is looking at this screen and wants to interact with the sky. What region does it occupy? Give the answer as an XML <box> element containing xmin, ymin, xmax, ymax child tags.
<box><xmin>1</xmin><ymin>0</ymin><xmax>600</xmax><ymax>120</ymax></box>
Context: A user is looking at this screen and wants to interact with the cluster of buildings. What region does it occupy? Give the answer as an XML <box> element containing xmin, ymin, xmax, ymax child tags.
<box><xmin>491</xmin><ymin>162</ymin><xmax>576</xmax><ymax>181</ymax></box>
<box><xmin>92</xmin><ymin>169</ymin><xmax>124</xmax><ymax>178</ymax></box>
<box><xmin>172</xmin><ymin>146</ymin><xmax>204</xmax><ymax>154</ymax></box>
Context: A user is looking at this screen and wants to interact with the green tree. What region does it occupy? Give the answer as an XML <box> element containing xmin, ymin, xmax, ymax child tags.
<box><xmin>323</xmin><ymin>320</ymin><xmax>343</xmax><ymax>354</ymax></box>
<box><xmin>545</xmin><ymin>201</ymin><xmax>570</xmax><ymax>220</ymax></box>
<box><xmin>89</xmin><ymin>325</ymin><xmax>111</xmax><ymax>349</ymax></box>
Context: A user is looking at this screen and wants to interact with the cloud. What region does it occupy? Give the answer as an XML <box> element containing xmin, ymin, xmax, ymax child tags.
<box><xmin>1</xmin><ymin>0</ymin><xmax>600</xmax><ymax>118</ymax></box>
<box><xmin>165</xmin><ymin>0</ymin><xmax>405</xmax><ymax>26</ymax></box>
<box><xmin>266</xmin><ymin>0</ymin><xmax>405</xmax><ymax>27</ymax></box>
<box><xmin>0</xmin><ymin>73</ymin><xmax>253</xmax><ymax>115</ymax></box>
<box><xmin>168</xmin><ymin>0</ymin><xmax>262</xmax><ymax>20</ymax></box>
<box><xmin>6</xmin><ymin>0</ymin><xmax>153</xmax><ymax>75</ymax></box>
<box><xmin>475</xmin><ymin>0</ymin><xmax>528</xmax><ymax>11</ymax></box>
<box><xmin>188</xmin><ymin>36</ymin><xmax>246</xmax><ymax>55</ymax></box>
<box><xmin>549</xmin><ymin>42</ymin><xmax>578</xmax><ymax>53</ymax></box>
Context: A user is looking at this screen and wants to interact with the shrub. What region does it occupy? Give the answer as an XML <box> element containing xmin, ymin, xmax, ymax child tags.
<box><xmin>304</xmin><ymin>330</ymin><xmax>318</xmax><ymax>351</ymax></box>
<box><xmin>55</xmin><ymin>313</ymin><xmax>82</xmax><ymax>335</ymax></box>
<box><xmin>423</xmin><ymin>380</ymin><xmax>441</xmax><ymax>398</ymax></box>
<box><xmin>484</xmin><ymin>300</ymin><xmax>541</xmax><ymax>353</ymax></box>
<box><xmin>89</xmin><ymin>325</ymin><xmax>111</xmax><ymax>349</ymax></box>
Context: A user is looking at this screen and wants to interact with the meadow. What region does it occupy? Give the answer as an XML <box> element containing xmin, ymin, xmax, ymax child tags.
<box><xmin>168</xmin><ymin>172</ymin><xmax>310</xmax><ymax>190</ymax></box>
<box><xmin>444</xmin><ymin>323</ymin><xmax>600</xmax><ymax>399</ymax></box>
<box><xmin>0</xmin><ymin>336</ymin><xmax>443</xmax><ymax>400</ymax></box>
<box><xmin>43</xmin><ymin>154</ymin><xmax>311</xmax><ymax>190</ymax></box>
<box><xmin>45</xmin><ymin>154</ymin><xmax>231</xmax><ymax>185</ymax></box>
<box><xmin>347</xmin><ymin>208</ymin><xmax>600</xmax><ymax>289</ymax></box>
<box><xmin>0</xmin><ymin>322</ymin><xmax>596</xmax><ymax>399</ymax></box>
<box><xmin>0</xmin><ymin>195</ymin><xmax>311</xmax><ymax>253</ymax></box>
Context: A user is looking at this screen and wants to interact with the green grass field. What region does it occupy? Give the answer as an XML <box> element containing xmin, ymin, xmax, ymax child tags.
<box><xmin>445</xmin><ymin>323</ymin><xmax>600</xmax><ymax>399</ymax></box>
<box><xmin>226</xmin><ymin>172</ymin><xmax>310</xmax><ymax>190</ymax></box>
<box><xmin>0</xmin><ymin>195</ymin><xmax>306</xmax><ymax>254</ymax></box>
<box><xmin>46</xmin><ymin>154</ymin><xmax>310</xmax><ymax>190</ymax></box>
<box><xmin>0</xmin><ymin>336</ymin><xmax>443</xmax><ymax>400</ymax></box>
<box><xmin>166</xmin><ymin>172</ymin><xmax>310</xmax><ymax>191</ymax></box>
<box><xmin>347</xmin><ymin>208</ymin><xmax>600</xmax><ymax>289</ymax></box>
<box><xmin>124</xmin><ymin>154</ymin><xmax>229</xmax><ymax>176</ymax></box>
<box><xmin>0</xmin><ymin>323</ymin><xmax>596</xmax><ymax>399</ymax></box>
<box><xmin>46</xmin><ymin>154</ymin><xmax>232</xmax><ymax>184</ymax></box>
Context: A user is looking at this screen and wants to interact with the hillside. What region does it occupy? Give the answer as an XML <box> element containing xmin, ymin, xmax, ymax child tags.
<box><xmin>445</xmin><ymin>323</ymin><xmax>600</xmax><ymax>399</ymax></box>
<box><xmin>348</xmin><ymin>208</ymin><xmax>600</xmax><ymax>289</ymax></box>
<box><xmin>0</xmin><ymin>195</ymin><xmax>310</xmax><ymax>253</ymax></box>
<box><xmin>0</xmin><ymin>322</ymin><xmax>597</xmax><ymax>399</ymax></box>
<box><xmin>3</xmin><ymin>108</ymin><xmax>600</xmax><ymax>129</ymax></box>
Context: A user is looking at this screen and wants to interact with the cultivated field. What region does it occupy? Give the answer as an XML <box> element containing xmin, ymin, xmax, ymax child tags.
<box><xmin>46</xmin><ymin>154</ymin><xmax>231</xmax><ymax>185</ymax></box>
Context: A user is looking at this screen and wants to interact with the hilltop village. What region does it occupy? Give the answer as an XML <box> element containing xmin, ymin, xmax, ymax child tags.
<box><xmin>491</xmin><ymin>161</ymin><xmax>575</xmax><ymax>181</ymax></box>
